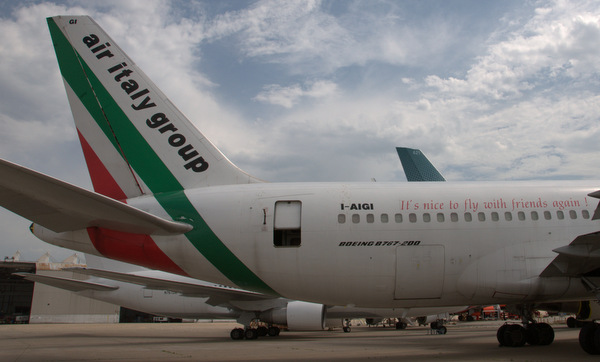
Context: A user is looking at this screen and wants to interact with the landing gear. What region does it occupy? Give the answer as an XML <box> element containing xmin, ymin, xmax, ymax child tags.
<box><xmin>497</xmin><ymin>305</ymin><xmax>554</xmax><ymax>347</ymax></box>
<box><xmin>395</xmin><ymin>321</ymin><xmax>407</xmax><ymax>330</ymax></box>
<box><xmin>496</xmin><ymin>322</ymin><xmax>554</xmax><ymax>347</ymax></box>
<box><xmin>342</xmin><ymin>319</ymin><xmax>351</xmax><ymax>333</ymax></box>
<box><xmin>429</xmin><ymin>320</ymin><xmax>447</xmax><ymax>334</ymax></box>
<box><xmin>579</xmin><ymin>323</ymin><xmax>600</xmax><ymax>355</ymax></box>
<box><xmin>244</xmin><ymin>328</ymin><xmax>258</xmax><ymax>340</ymax></box>
<box><xmin>526</xmin><ymin>323</ymin><xmax>554</xmax><ymax>346</ymax></box>
<box><xmin>230</xmin><ymin>328</ymin><xmax>244</xmax><ymax>340</ymax></box>
<box><xmin>268</xmin><ymin>326</ymin><xmax>281</xmax><ymax>337</ymax></box>
<box><xmin>230</xmin><ymin>325</ymin><xmax>281</xmax><ymax>340</ymax></box>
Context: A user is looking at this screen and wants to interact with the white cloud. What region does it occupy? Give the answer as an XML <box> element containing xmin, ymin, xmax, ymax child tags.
<box><xmin>426</xmin><ymin>1</ymin><xmax>600</xmax><ymax>99</ymax></box>
<box><xmin>254</xmin><ymin>80</ymin><xmax>338</xmax><ymax>108</ymax></box>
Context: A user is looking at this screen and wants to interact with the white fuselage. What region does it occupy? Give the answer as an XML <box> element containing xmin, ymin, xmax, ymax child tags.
<box><xmin>39</xmin><ymin>180</ymin><xmax>599</xmax><ymax>309</ymax></box>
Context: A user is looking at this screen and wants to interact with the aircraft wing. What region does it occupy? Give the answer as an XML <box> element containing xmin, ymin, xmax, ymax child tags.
<box><xmin>66</xmin><ymin>267</ymin><xmax>281</xmax><ymax>308</ymax></box>
<box><xmin>540</xmin><ymin>191</ymin><xmax>600</xmax><ymax>278</ymax></box>
<box><xmin>396</xmin><ymin>147</ymin><xmax>445</xmax><ymax>182</ymax></box>
<box><xmin>540</xmin><ymin>231</ymin><xmax>600</xmax><ymax>277</ymax></box>
<box><xmin>14</xmin><ymin>272</ymin><xmax>118</xmax><ymax>292</ymax></box>
<box><xmin>0</xmin><ymin>158</ymin><xmax>192</xmax><ymax>235</ymax></box>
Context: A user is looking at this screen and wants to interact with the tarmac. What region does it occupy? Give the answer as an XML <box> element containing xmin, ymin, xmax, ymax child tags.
<box><xmin>0</xmin><ymin>319</ymin><xmax>597</xmax><ymax>361</ymax></box>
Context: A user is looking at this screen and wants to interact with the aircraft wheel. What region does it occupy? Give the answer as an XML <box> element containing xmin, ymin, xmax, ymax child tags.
<box><xmin>503</xmin><ymin>324</ymin><xmax>526</xmax><ymax>347</ymax></box>
<box><xmin>244</xmin><ymin>328</ymin><xmax>259</xmax><ymax>340</ymax></box>
<box><xmin>257</xmin><ymin>326</ymin><xmax>268</xmax><ymax>337</ymax></box>
<box><xmin>430</xmin><ymin>321</ymin><xmax>438</xmax><ymax>329</ymax></box>
<box><xmin>230</xmin><ymin>328</ymin><xmax>244</xmax><ymax>340</ymax></box>
<box><xmin>438</xmin><ymin>326</ymin><xmax>447</xmax><ymax>334</ymax></box>
<box><xmin>536</xmin><ymin>323</ymin><xmax>554</xmax><ymax>345</ymax></box>
<box><xmin>396</xmin><ymin>321</ymin><xmax>407</xmax><ymax>330</ymax></box>
<box><xmin>268</xmin><ymin>326</ymin><xmax>280</xmax><ymax>337</ymax></box>
<box><xmin>343</xmin><ymin>326</ymin><xmax>351</xmax><ymax>333</ymax></box>
<box><xmin>525</xmin><ymin>324</ymin><xmax>540</xmax><ymax>346</ymax></box>
<box><xmin>579</xmin><ymin>323</ymin><xmax>600</xmax><ymax>355</ymax></box>
<box><xmin>497</xmin><ymin>324</ymin><xmax>508</xmax><ymax>346</ymax></box>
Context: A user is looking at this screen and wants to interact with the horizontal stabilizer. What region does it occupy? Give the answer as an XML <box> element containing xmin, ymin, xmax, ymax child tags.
<box><xmin>0</xmin><ymin>158</ymin><xmax>192</xmax><ymax>235</ymax></box>
<box><xmin>66</xmin><ymin>267</ymin><xmax>278</xmax><ymax>307</ymax></box>
<box><xmin>14</xmin><ymin>272</ymin><xmax>118</xmax><ymax>292</ymax></box>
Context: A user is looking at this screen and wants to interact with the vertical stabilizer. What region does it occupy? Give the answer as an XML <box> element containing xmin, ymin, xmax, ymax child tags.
<box><xmin>48</xmin><ymin>16</ymin><xmax>261</xmax><ymax>199</ymax></box>
<box><xmin>396</xmin><ymin>147</ymin><xmax>445</xmax><ymax>182</ymax></box>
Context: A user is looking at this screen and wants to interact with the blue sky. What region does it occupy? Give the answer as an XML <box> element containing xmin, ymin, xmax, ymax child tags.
<box><xmin>1</xmin><ymin>0</ymin><xmax>600</xmax><ymax>260</ymax></box>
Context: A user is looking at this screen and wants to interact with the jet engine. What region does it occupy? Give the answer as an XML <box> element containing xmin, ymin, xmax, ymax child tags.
<box><xmin>537</xmin><ymin>301</ymin><xmax>600</xmax><ymax>321</ymax></box>
<box><xmin>260</xmin><ymin>301</ymin><xmax>326</xmax><ymax>330</ymax></box>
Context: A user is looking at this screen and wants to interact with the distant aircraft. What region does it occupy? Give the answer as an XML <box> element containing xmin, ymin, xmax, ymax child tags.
<box><xmin>0</xmin><ymin>15</ymin><xmax>600</xmax><ymax>353</ymax></box>
<box><xmin>396</xmin><ymin>147</ymin><xmax>446</xmax><ymax>182</ymax></box>
<box><xmin>16</xmin><ymin>255</ymin><xmax>462</xmax><ymax>339</ymax></box>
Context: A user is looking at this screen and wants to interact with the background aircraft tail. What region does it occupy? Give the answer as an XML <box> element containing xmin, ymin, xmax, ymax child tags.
<box><xmin>396</xmin><ymin>147</ymin><xmax>445</xmax><ymax>182</ymax></box>
<box><xmin>48</xmin><ymin>16</ymin><xmax>261</xmax><ymax>200</ymax></box>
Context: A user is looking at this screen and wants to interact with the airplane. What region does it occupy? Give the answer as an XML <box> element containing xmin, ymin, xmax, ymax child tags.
<box><xmin>16</xmin><ymin>149</ymin><xmax>452</xmax><ymax>338</ymax></box>
<box><xmin>0</xmin><ymin>15</ymin><xmax>599</xmax><ymax>353</ymax></box>
<box><xmin>16</xmin><ymin>254</ymin><xmax>463</xmax><ymax>339</ymax></box>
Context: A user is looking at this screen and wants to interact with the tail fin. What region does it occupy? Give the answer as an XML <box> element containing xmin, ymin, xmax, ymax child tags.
<box><xmin>396</xmin><ymin>147</ymin><xmax>446</xmax><ymax>182</ymax></box>
<box><xmin>47</xmin><ymin>16</ymin><xmax>261</xmax><ymax>199</ymax></box>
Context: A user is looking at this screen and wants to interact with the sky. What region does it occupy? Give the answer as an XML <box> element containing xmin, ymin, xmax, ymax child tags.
<box><xmin>1</xmin><ymin>0</ymin><xmax>600</xmax><ymax>261</ymax></box>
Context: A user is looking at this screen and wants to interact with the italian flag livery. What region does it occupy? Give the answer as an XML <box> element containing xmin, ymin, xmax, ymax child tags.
<box><xmin>47</xmin><ymin>16</ymin><xmax>275</xmax><ymax>294</ymax></box>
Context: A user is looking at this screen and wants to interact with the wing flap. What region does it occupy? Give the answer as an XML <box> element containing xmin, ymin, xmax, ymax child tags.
<box><xmin>0</xmin><ymin>158</ymin><xmax>192</xmax><ymax>235</ymax></box>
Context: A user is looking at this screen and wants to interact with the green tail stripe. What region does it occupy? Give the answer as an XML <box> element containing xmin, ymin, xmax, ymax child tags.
<box><xmin>48</xmin><ymin>18</ymin><xmax>177</xmax><ymax>194</ymax></box>
<box><xmin>47</xmin><ymin>18</ymin><xmax>277</xmax><ymax>295</ymax></box>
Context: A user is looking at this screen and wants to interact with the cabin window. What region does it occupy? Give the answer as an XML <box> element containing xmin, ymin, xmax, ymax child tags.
<box><xmin>544</xmin><ymin>211</ymin><xmax>552</xmax><ymax>220</ymax></box>
<box><xmin>531</xmin><ymin>211</ymin><xmax>539</xmax><ymax>221</ymax></box>
<box><xmin>381</xmin><ymin>214</ymin><xmax>389</xmax><ymax>223</ymax></box>
<box><xmin>352</xmin><ymin>214</ymin><xmax>360</xmax><ymax>223</ymax></box>
<box><xmin>409</xmin><ymin>213</ymin><xmax>417</xmax><ymax>223</ymax></box>
<box><xmin>478</xmin><ymin>212</ymin><xmax>486</xmax><ymax>222</ymax></box>
<box><xmin>366</xmin><ymin>214</ymin><xmax>375</xmax><ymax>223</ymax></box>
<box><xmin>464</xmin><ymin>212</ymin><xmax>472</xmax><ymax>222</ymax></box>
<box><xmin>450</xmin><ymin>213</ymin><xmax>458</xmax><ymax>222</ymax></box>
<box><xmin>437</xmin><ymin>213</ymin><xmax>445</xmax><ymax>222</ymax></box>
<box><xmin>517</xmin><ymin>211</ymin><xmax>526</xmax><ymax>221</ymax></box>
<box><xmin>338</xmin><ymin>214</ymin><xmax>346</xmax><ymax>224</ymax></box>
<box><xmin>273</xmin><ymin>201</ymin><xmax>302</xmax><ymax>247</ymax></box>
<box><xmin>582</xmin><ymin>210</ymin><xmax>590</xmax><ymax>219</ymax></box>
<box><xmin>491</xmin><ymin>212</ymin><xmax>499</xmax><ymax>221</ymax></box>
<box><xmin>423</xmin><ymin>213</ymin><xmax>431</xmax><ymax>222</ymax></box>
<box><xmin>504</xmin><ymin>212</ymin><xmax>513</xmax><ymax>221</ymax></box>
<box><xmin>569</xmin><ymin>210</ymin><xmax>577</xmax><ymax>219</ymax></box>
<box><xmin>557</xmin><ymin>210</ymin><xmax>564</xmax><ymax>220</ymax></box>
<box><xmin>395</xmin><ymin>213</ymin><xmax>403</xmax><ymax>223</ymax></box>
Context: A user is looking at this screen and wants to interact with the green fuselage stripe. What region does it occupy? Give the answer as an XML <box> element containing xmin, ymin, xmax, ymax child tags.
<box><xmin>48</xmin><ymin>17</ymin><xmax>277</xmax><ymax>295</ymax></box>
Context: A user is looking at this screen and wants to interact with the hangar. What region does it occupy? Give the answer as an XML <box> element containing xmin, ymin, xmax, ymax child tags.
<box><xmin>0</xmin><ymin>252</ymin><xmax>155</xmax><ymax>324</ymax></box>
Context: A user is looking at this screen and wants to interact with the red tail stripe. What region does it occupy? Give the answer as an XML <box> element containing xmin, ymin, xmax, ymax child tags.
<box><xmin>87</xmin><ymin>228</ymin><xmax>188</xmax><ymax>276</ymax></box>
<box><xmin>77</xmin><ymin>130</ymin><xmax>127</xmax><ymax>200</ymax></box>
